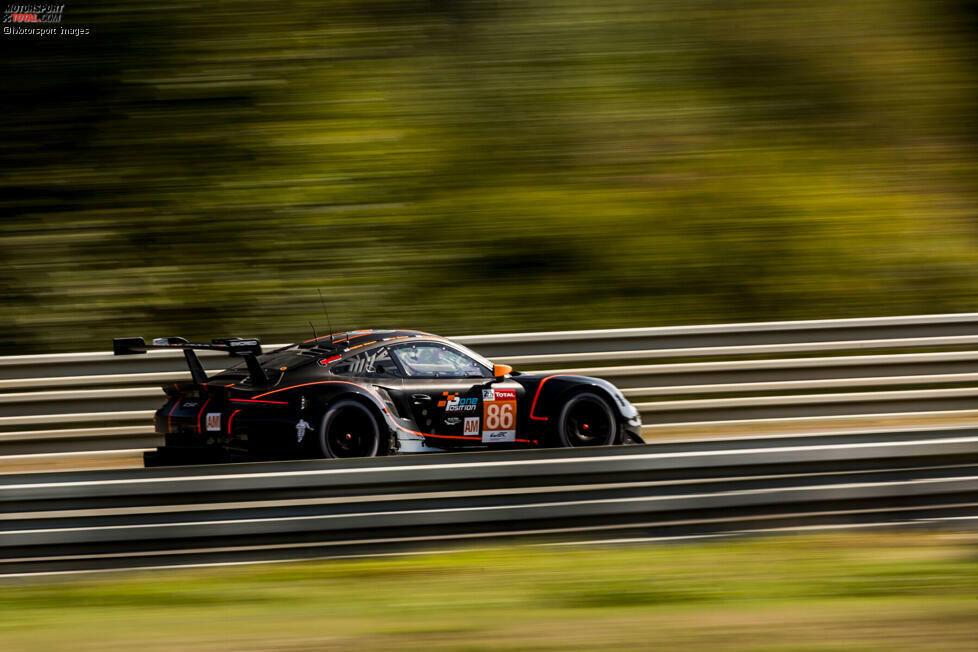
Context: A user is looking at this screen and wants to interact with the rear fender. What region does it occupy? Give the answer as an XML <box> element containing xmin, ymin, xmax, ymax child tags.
<box><xmin>155</xmin><ymin>393</ymin><xmax>215</xmax><ymax>435</ymax></box>
<box><xmin>261</xmin><ymin>381</ymin><xmax>406</xmax><ymax>453</ymax></box>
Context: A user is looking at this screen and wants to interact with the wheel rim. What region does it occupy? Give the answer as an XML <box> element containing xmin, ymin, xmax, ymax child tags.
<box><xmin>326</xmin><ymin>406</ymin><xmax>378</xmax><ymax>458</ymax></box>
<box><xmin>563</xmin><ymin>397</ymin><xmax>613</xmax><ymax>446</ymax></box>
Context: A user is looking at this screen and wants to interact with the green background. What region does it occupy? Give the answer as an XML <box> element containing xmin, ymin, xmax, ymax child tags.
<box><xmin>3</xmin><ymin>1</ymin><xmax>977</xmax><ymax>353</ymax></box>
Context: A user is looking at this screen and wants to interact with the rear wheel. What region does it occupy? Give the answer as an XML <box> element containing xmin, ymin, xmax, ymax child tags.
<box><xmin>556</xmin><ymin>392</ymin><xmax>617</xmax><ymax>447</ymax></box>
<box><xmin>316</xmin><ymin>399</ymin><xmax>382</xmax><ymax>458</ymax></box>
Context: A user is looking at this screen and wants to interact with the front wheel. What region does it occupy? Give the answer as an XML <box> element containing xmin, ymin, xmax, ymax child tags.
<box><xmin>315</xmin><ymin>399</ymin><xmax>382</xmax><ymax>458</ymax></box>
<box><xmin>556</xmin><ymin>392</ymin><xmax>618</xmax><ymax>447</ymax></box>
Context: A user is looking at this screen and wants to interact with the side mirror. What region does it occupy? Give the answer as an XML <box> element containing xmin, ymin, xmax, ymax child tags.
<box><xmin>493</xmin><ymin>363</ymin><xmax>513</xmax><ymax>378</ymax></box>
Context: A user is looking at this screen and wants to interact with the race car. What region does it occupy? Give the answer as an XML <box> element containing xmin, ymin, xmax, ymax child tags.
<box><xmin>113</xmin><ymin>329</ymin><xmax>644</xmax><ymax>466</ymax></box>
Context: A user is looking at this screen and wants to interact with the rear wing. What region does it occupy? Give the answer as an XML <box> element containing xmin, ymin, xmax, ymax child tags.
<box><xmin>113</xmin><ymin>337</ymin><xmax>265</xmax><ymax>385</ymax></box>
<box><xmin>113</xmin><ymin>336</ymin><xmax>262</xmax><ymax>356</ymax></box>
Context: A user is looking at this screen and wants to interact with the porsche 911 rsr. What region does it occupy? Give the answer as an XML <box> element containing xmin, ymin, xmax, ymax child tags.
<box><xmin>113</xmin><ymin>330</ymin><xmax>643</xmax><ymax>466</ymax></box>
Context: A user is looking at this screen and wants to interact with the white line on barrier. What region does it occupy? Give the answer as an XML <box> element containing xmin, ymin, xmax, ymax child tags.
<box><xmin>10</xmin><ymin>475</ymin><xmax>978</xmax><ymax>538</ymax></box>
<box><xmin>6</xmin><ymin>435</ymin><xmax>978</xmax><ymax>492</ymax></box>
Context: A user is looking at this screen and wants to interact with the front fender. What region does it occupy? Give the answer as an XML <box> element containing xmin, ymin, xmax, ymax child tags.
<box><xmin>524</xmin><ymin>374</ymin><xmax>639</xmax><ymax>422</ymax></box>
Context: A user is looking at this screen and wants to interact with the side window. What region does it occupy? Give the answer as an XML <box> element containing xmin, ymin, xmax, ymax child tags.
<box><xmin>331</xmin><ymin>347</ymin><xmax>400</xmax><ymax>378</ymax></box>
<box><xmin>391</xmin><ymin>343</ymin><xmax>492</xmax><ymax>378</ymax></box>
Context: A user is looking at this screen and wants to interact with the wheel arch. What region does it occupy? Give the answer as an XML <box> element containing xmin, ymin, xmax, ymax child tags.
<box><xmin>531</xmin><ymin>375</ymin><xmax>633</xmax><ymax>422</ymax></box>
<box><xmin>303</xmin><ymin>383</ymin><xmax>397</xmax><ymax>455</ymax></box>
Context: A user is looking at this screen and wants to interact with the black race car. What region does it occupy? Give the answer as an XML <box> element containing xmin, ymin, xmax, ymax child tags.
<box><xmin>114</xmin><ymin>330</ymin><xmax>644</xmax><ymax>466</ymax></box>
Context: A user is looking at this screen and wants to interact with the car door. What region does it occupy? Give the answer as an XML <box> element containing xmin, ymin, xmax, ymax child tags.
<box><xmin>387</xmin><ymin>341</ymin><xmax>523</xmax><ymax>445</ymax></box>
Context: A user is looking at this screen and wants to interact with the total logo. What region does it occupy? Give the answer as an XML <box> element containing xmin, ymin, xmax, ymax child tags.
<box><xmin>483</xmin><ymin>388</ymin><xmax>516</xmax><ymax>401</ymax></box>
<box><xmin>438</xmin><ymin>391</ymin><xmax>478</xmax><ymax>412</ymax></box>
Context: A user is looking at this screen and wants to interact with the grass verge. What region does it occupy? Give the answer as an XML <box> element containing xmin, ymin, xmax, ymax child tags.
<box><xmin>1</xmin><ymin>532</ymin><xmax>977</xmax><ymax>650</ymax></box>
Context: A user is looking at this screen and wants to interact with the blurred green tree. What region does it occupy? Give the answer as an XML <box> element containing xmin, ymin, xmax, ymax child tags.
<box><xmin>1</xmin><ymin>0</ymin><xmax>976</xmax><ymax>352</ymax></box>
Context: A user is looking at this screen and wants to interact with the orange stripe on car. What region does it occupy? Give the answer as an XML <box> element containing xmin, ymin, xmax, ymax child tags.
<box><xmin>196</xmin><ymin>396</ymin><xmax>211</xmax><ymax>434</ymax></box>
<box><xmin>302</xmin><ymin>331</ymin><xmax>348</xmax><ymax>344</ymax></box>
<box><xmin>227</xmin><ymin>409</ymin><xmax>241</xmax><ymax>435</ymax></box>
<box><xmin>230</xmin><ymin>398</ymin><xmax>290</xmax><ymax>405</ymax></box>
<box><xmin>347</xmin><ymin>340</ymin><xmax>377</xmax><ymax>351</ymax></box>
<box><xmin>529</xmin><ymin>375</ymin><xmax>575</xmax><ymax>421</ymax></box>
<box><xmin>166</xmin><ymin>399</ymin><xmax>181</xmax><ymax>432</ymax></box>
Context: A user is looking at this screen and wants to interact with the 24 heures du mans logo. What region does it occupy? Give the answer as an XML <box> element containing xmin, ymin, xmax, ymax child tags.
<box><xmin>4</xmin><ymin>4</ymin><xmax>63</xmax><ymax>23</ymax></box>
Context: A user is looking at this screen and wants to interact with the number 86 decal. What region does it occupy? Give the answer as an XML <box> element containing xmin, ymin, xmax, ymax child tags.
<box><xmin>485</xmin><ymin>402</ymin><xmax>515</xmax><ymax>430</ymax></box>
<box><xmin>482</xmin><ymin>392</ymin><xmax>517</xmax><ymax>443</ymax></box>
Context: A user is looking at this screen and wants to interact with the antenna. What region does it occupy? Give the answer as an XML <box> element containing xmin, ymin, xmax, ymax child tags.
<box><xmin>308</xmin><ymin>320</ymin><xmax>318</xmax><ymax>341</ymax></box>
<box><xmin>317</xmin><ymin>288</ymin><xmax>334</xmax><ymax>345</ymax></box>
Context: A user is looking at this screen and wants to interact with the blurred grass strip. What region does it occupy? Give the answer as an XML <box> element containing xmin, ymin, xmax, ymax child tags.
<box><xmin>1</xmin><ymin>532</ymin><xmax>977</xmax><ymax>650</ymax></box>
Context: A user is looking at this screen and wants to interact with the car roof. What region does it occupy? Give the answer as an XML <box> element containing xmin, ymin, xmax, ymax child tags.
<box><xmin>299</xmin><ymin>329</ymin><xmax>494</xmax><ymax>367</ymax></box>
<box><xmin>298</xmin><ymin>329</ymin><xmax>440</xmax><ymax>352</ymax></box>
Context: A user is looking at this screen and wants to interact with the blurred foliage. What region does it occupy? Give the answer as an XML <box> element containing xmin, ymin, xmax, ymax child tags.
<box><xmin>2</xmin><ymin>0</ymin><xmax>977</xmax><ymax>353</ymax></box>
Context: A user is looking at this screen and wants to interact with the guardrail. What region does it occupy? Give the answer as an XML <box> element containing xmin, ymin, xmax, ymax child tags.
<box><xmin>3</xmin><ymin>312</ymin><xmax>978</xmax><ymax>457</ymax></box>
<box><xmin>4</xmin><ymin>433</ymin><xmax>977</xmax><ymax>574</ymax></box>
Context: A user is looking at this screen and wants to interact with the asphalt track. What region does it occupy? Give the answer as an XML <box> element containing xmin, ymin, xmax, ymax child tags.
<box><xmin>3</xmin><ymin>426</ymin><xmax>978</xmax><ymax>576</ymax></box>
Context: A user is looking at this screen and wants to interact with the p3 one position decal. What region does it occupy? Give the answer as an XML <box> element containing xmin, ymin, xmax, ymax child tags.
<box><xmin>482</xmin><ymin>388</ymin><xmax>516</xmax><ymax>442</ymax></box>
<box><xmin>440</xmin><ymin>392</ymin><xmax>478</xmax><ymax>412</ymax></box>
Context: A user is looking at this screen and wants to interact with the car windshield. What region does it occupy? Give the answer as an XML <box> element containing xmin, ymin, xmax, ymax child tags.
<box><xmin>392</xmin><ymin>343</ymin><xmax>491</xmax><ymax>378</ymax></box>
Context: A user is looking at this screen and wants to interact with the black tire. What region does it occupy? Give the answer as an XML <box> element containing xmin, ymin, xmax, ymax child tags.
<box><xmin>556</xmin><ymin>391</ymin><xmax>618</xmax><ymax>447</ymax></box>
<box><xmin>315</xmin><ymin>399</ymin><xmax>382</xmax><ymax>458</ymax></box>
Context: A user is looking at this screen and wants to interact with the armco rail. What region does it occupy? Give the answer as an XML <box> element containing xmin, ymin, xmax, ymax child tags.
<box><xmin>3</xmin><ymin>312</ymin><xmax>978</xmax><ymax>457</ymax></box>
<box><xmin>3</xmin><ymin>432</ymin><xmax>978</xmax><ymax>574</ymax></box>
